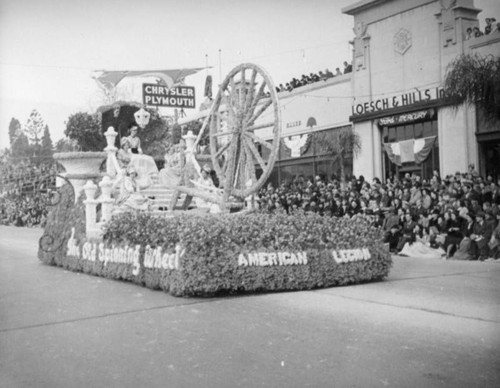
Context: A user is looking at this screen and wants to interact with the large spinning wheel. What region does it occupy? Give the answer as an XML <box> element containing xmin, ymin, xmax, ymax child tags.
<box><xmin>204</xmin><ymin>63</ymin><xmax>281</xmax><ymax>202</ymax></box>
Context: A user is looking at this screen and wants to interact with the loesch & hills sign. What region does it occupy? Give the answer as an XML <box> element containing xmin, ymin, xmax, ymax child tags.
<box><xmin>351</xmin><ymin>87</ymin><xmax>446</xmax><ymax>116</ymax></box>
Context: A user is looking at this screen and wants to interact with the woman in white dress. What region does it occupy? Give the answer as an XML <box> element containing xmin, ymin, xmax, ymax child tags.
<box><xmin>399</xmin><ymin>224</ymin><xmax>446</xmax><ymax>259</ymax></box>
<box><xmin>115</xmin><ymin>165</ymin><xmax>150</xmax><ymax>211</ymax></box>
<box><xmin>119</xmin><ymin>132</ymin><xmax>158</xmax><ymax>190</ymax></box>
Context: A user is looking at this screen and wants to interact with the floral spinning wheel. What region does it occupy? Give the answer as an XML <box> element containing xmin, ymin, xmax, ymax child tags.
<box><xmin>204</xmin><ymin>63</ymin><xmax>281</xmax><ymax>203</ymax></box>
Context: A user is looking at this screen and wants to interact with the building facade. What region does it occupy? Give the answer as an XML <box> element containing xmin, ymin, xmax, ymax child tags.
<box><xmin>181</xmin><ymin>0</ymin><xmax>499</xmax><ymax>186</ymax></box>
<box><xmin>268</xmin><ymin>75</ymin><xmax>353</xmax><ymax>185</ymax></box>
<box><xmin>343</xmin><ymin>0</ymin><xmax>500</xmax><ymax>182</ymax></box>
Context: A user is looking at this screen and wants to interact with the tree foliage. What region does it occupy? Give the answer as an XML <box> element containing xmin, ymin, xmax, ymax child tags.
<box><xmin>138</xmin><ymin>109</ymin><xmax>171</xmax><ymax>160</ymax></box>
<box><xmin>55</xmin><ymin>137</ymin><xmax>79</xmax><ymax>152</ymax></box>
<box><xmin>444</xmin><ymin>53</ymin><xmax>500</xmax><ymax>122</ymax></box>
<box><xmin>8</xmin><ymin>117</ymin><xmax>21</xmax><ymax>146</ymax></box>
<box><xmin>24</xmin><ymin>109</ymin><xmax>46</xmax><ymax>146</ymax></box>
<box><xmin>323</xmin><ymin>127</ymin><xmax>362</xmax><ymax>182</ymax></box>
<box><xmin>11</xmin><ymin>132</ymin><xmax>31</xmax><ymax>161</ymax></box>
<box><xmin>65</xmin><ymin>112</ymin><xmax>106</xmax><ymax>151</ymax></box>
<box><xmin>41</xmin><ymin>125</ymin><xmax>54</xmax><ymax>160</ymax></box>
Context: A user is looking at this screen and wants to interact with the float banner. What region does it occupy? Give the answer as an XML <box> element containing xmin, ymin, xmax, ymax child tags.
<box><xmin>143</xmin><ymin>84</ymin><xmax>196</xmax><ymax>108</ymax></box>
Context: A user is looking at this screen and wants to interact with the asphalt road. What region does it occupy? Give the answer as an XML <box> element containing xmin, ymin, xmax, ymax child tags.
<box><xmin>1</xmin><ymin>225</ymin><xmax>499</xmax><ymax>388</ymax></box>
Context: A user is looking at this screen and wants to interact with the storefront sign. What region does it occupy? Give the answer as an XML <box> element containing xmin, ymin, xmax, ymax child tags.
<box><xmin>143</xmin><ymin>84</ymin><xmax>196</xmax><ymax>108</ymax></box>
<box><xmin>238</xmin><ymin>251</ymin><xmax>308</xmax><ymax>267</ymax></box>
<box><xmin>351</xmin><ymin>87</ymin><xmax>445</xmax><ymax>116</ymax></box>
<box><xmin>377</xmin><ymin>109</ymin><xmax>435</xmax><ymax>127</ymax></box>
<box><xmin>286</xmin><ymin>120</ymin><xmax>302</xmax><ymax>129</ymax></box>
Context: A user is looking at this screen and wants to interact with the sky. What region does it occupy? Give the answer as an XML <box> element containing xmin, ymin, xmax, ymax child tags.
<box><xmin>0</xmin><ymin>0</ymin><xmax>499</xmax><ymax>151</ymax></box>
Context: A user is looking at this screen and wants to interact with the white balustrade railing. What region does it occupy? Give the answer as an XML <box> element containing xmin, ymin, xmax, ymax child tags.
<box><xmin>83</xmin><ymin>126</ymin><xmax>121</xmax><ymax>238</ymax></box>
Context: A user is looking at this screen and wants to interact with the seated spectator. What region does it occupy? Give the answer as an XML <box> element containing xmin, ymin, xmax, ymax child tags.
<box><xmin>485</xmin><ymin>18</ymin><xmax>495</xmax><ymax>34</ymax></box>
<box><xmin>310</xmin><ymin>72</ymin><xmax>320</xmax><ymax>82</ymax></box>
<box><xmin>465</xmin><ymin>27</ymin><xmax>474</xmax><ymax>40</ymax></box>
<box><xmin>470</xmin><ymin>211</ymin><xmax>494</xmax><ymax>260</ymax></box>
<box><xmin>343</xmin><ymin>61</ymin><xmax>353</xmax><ymax>73</ymax></box>
<box><xmin>335</xmin><ymin>68</ymin><xmax>342</xmax><ymax>77</ymax></box>
<box><xmin>473</xmin><ymin>26</ymin><xmax>484</xmax><ymax>37</ymax></box>
<box><xmin>489</xmin><ymin>213</ymin><xmax>500</xmax><ymax>259</ymax></box>
<box><xmin>399</xmin><ymin>223</ymin><xmax>445</xmax><ymax>259</ymax></box>
<box><xmin>449</xmin><ymin>212</ymin><xmax>475</xmax><ymax>260</ymax></box>
<box><xmin>324</xmin><ymin>68</ymin><xmax>334</xmax><ymax>78</ymax></box>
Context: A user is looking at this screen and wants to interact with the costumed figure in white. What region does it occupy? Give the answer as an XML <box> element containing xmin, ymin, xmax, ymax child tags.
<box><xmin>159</xmin><ymin>143</ymin><xmax>184</xmax><ymax>187</ymax></box>
<box><xmin>399</xmin><ymin>224</ymin><xmax>446</xmax><ymax>259</ymax></box>
<box><xmin>114</xmin><ymin>165</ymin><xmax>151</xmax><ymax>212</ymax></box>
<box><xmin>119</xmin><ymin>134</ymin><xmax>158</xmax><ymax>190</ymax></box>
<box><xmin>192</xmin><ymin>164</ymin><xmax>222</xmax><ymax>213</ymax></box>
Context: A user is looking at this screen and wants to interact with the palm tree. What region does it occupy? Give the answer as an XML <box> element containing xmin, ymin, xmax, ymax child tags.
<box><xmin>444</xmin><ymin>53</ymin><xmax>500</xmax><ymax>124</ymax></box>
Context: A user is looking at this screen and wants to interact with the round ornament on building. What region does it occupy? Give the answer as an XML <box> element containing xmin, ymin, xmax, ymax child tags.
<box><xmin>394</xmin><ymin>28</ymin><xmax>412</xmax><ymax>55</ymax></box>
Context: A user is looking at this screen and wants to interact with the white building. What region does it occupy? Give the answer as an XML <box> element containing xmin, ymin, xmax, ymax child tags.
<box><xmin>183</xmin><ymin>0</ymin><xmax>499</xmax><ymax>186</ymax></box>
<box><xmin>344</xmin><ymin>0</ymin><xmax>500</xmax><ymax>182</ymax></box>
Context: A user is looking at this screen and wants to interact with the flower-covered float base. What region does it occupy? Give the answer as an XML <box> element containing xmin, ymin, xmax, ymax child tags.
<box><xmin>38</xmin><ymin>184</ymin><xmax>392</xmax><ymax>297</ymax></box>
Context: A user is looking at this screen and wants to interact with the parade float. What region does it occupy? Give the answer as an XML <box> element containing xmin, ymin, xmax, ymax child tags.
<box><xmin>38</xmin><ymin>63</ymin><xmax>391</xmax><ymax>296</ymax></box>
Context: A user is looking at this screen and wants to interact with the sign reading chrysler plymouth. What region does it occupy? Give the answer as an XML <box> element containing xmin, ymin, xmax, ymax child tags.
<box><xmin>143</xmin><ymin>84</ymin><xmax>196</xmax><ymax>108</ymax></box>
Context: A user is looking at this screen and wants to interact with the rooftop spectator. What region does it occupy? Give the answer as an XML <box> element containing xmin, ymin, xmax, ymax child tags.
<box><xmin>494</xmin><ymin>22</ymin><xmax>500</xmax><ymax>34</ymax></box>
<box><xmin>485</xmin><ymin>18</ymin><xmax>496</xmax><ymax>34</ymax></box>
<box><xmin>344</xmin><ymin>61</ymin><xmax>353</xmax><ymax>73</ymax></box>
<box><xmin>473</xmin><ymin>26</ymin><xmax>484</xmax><ymax>37</ymax></box>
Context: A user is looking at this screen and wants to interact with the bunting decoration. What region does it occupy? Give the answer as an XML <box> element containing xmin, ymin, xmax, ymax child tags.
<box><xmin>383</xmin><ymin>136</ymin><xmax>436</xmax><ymax>166</ymax></box>
<box><xmin>93</xmin><ymin>68</ymin><xmax>205</xmax><ymax>91</ymax></box>
<box><xmin>283</xmin><ymin>134</ymin><xmax>311</xmax><ymax>158</ymax></box>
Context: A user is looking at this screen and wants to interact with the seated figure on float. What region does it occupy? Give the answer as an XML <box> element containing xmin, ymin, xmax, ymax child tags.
<box><xmin>117</xmin><ymin>124</ymin><xmax>158</xmax><ymax>190</ymax></box>
<box><xmin>113</xmin><ymin>165</ymin><xmax>150</xmax><ymax>212</ymax></box>
<box><xmin>158</xmin><ymin>142</ymin><xmax>185</xmax><ymax>187</ymax></box>
<box><xmin>191</xmin><ymin>164</ymin><xmax>222</xmax><ymax>213</ymax></box>
<box><xmin>124</xmin><ymin>122</ymin><xmax>142</xmax><ymax>154</ymax></box>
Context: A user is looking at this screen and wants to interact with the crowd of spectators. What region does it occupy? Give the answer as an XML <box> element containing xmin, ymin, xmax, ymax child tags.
<box><xmin>0</xmin><ymin>159</ymin><xmax>61</xmax><ymax>227</ymax></box>
<box><xmin>258</xmin><ymin>164</ymin><xmax>500</xmax><ymax>261</ymax></box>
<box><xmin>465</xmin><ymin>17</ymin><xmax>499</xmax><ymax>39</ymax></box>
<box><xmin>276</xmin><ymin>61</ymin><xmax>353</xmax><ymax>93</ymax></box>
<box><xmin>0</xmin><ymin>193</ymin><xmax>50</xmax><ymax>227</ymax></box>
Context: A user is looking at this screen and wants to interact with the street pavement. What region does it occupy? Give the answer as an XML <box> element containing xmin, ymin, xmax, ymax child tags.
<box><xmin>1</xmin><ymin>225</ymin><xmax>499</xmax><ymax>388</ymax></box>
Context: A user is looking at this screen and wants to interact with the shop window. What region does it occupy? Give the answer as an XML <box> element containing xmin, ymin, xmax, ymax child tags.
<box><xmin>263</xmin><ymin>126</ymin><xmax>354</xmax><ymax>187</ymax></box>
<box><xmin>423</xmin><ymin>121</ymin><xmax>433</xmax><ymax>137</ymax></box>
<box><xmin>404</xmin><ymin>125</ymin><xmax>413</xmax><ymax>140</ymax></box>
<box><xmin>414</xmin><ymin>122</ymin><xmax>423</xmax><ymax>138</ymax></box>
<box><xmin>381</xmin><ymin>118</ymin><xmax>439</xmax><ymax>181</ymax></box>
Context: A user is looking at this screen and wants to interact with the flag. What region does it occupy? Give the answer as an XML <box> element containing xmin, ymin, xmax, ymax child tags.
<box><xmin>204</xmin><ymin>75</ymin><xmax>213</xmax><ymax>98</ymax></box>
<box><xmin>94</xmin><ymin>68</ymin><xmax>205</xmax><ymax>90</ymax></box>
